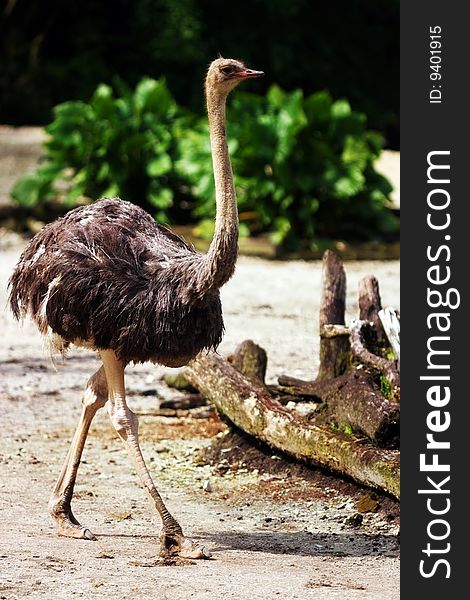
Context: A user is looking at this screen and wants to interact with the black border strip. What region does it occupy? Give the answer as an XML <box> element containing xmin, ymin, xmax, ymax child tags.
<box><xmin>401</xmin><ymin>2</ymin><xmax>467</xmax><ymax>596</ymax></box>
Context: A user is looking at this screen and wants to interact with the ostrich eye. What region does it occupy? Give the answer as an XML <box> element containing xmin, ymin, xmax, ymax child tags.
<box><xmin>220</xmin><ymin>65</ymin><xmax>236</xmax><ymax>75</ymax></box>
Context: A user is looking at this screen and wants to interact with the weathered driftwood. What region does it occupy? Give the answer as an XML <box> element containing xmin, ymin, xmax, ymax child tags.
<box><xmin>317</xmin><ymin>251</ymin><xmax>350</xmax><ymax>380</ymax></box>
<box><xmin>186</xmin><ymin>353</ymin><xmax>400</xmax><ymax>499</ymax></box>
<box><xmin>171</xmin><ymin>251</ymin><xmax>400</xmax><ymax>493</ymax></box>
<box><xmin>358</xmin><ymin>275</ymin><xmax>385</xmax><ymax>344</ymax></box>
<box><xmin>320</xmin><ymin>324</ymin><xmax>350</xmax><ymax>338</ymax></box>
<box><xmin>271</xmin><ymin>256</ymin><xmax>399</xmax><ymax>444</ymax></box>
<box><xmin>277</xmin><ymin>371</ymin><xmax>399</xmax><ymax>446</ymax></box>
<box><xmin>273</xmin><ymin>375</ymin><xmax>324</xmax><ymax>400</ymax></box>
<box><xmin>274</xmin><ymin>259</ymin><xmax>400</xmax><ymax>442</ymax></box>
<box><xmin>379</xmin><ymin>307</ymin><xmax>401</xmax><ymax>365</ymax></box>
<box><xmin>349</xmin><ymin>319</ymin><xmax>400</xmax><ymax>389</ymax></box>
<box><xmin>228</xmin><ymin>339</ymin><xmax>267</xmax><ymax>383</ymax></box>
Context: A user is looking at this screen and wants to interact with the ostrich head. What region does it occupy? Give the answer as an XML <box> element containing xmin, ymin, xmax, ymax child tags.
<box><xmin>205</xmin><ymin>58</ymin><xmax>264</xmax><ymax>97</ymax></box>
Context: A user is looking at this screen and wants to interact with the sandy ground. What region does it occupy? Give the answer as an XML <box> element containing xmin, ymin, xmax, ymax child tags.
<box><xmin>0</xmin><ymin>127</ymin><xmax>47</xmax><ymax>209</ymax></box>
<box><xmin>0</xmin><ymin>116</ymin><xmax>400</xmax><ymax>600</ymax></box>
<box><xmin>0</xmin><ymin>230</ymin><xmax>400</xmax><ymax>600</ymax></box>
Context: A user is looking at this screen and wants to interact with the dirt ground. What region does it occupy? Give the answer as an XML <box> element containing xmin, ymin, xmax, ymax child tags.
<box><xmin>0</xmin><ymin>228</ymin><xmax>400</xmax><ymax>600</ymax></box>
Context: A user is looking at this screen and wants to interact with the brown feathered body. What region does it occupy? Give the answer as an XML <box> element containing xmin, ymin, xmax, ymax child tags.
<box><xmin>9</xmin><ymin>198</ymin><xmax>227</xmax><ymax>366</ymax></box>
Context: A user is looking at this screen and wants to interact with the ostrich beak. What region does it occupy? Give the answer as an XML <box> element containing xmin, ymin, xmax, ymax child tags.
<box><xmin>237</xmin><ymin>68</ymin><xmax>264</xmax><ymax>79</ymax></box>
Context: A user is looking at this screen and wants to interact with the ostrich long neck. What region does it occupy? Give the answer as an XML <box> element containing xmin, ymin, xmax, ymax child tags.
<box><xmin>197</xmin><ymin>86</ymin><xmax>238</xmax><ymax>293</ymax></box>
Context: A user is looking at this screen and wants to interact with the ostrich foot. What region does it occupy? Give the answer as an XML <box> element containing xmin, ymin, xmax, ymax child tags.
<box><xmin>159</xmin><ymin>530</ymin><xmax>211</xmax><ymax>559</ymax></box>
<box><xmin>50</xmin><ymin>504</ymin><xmax>96</xmax><ymax>540</ymax></box>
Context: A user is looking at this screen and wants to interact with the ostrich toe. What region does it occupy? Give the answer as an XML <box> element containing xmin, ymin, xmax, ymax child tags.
<box><xmin>51</xmin><ymin>506</ymin><xmax>96</xmax><ymax>540</ymax></box>
<box><xmin>58</xmin><ymin>519</ymin><xmax>96</xmax><ymax>541</ymax></box>
<box><xmin>159</xmin><ymin>530</ymin><xmax>211</xmax><ymax>559</ymax></box>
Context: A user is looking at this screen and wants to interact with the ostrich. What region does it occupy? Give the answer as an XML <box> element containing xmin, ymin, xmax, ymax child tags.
<box><xmin>8</xmin><ymin>58</ymin><xmax>263</xmax><ymax>559</ymax></box>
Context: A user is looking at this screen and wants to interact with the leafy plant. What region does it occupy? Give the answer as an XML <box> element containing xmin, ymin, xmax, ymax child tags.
<box><xmin>177</xmin><ymin>86</ymin><xmax>398</xmax><ymax>250</ymax></box>
<box><xmin>330</xmin><ymin>422</ymin><xmax>354</xmax><ymax>436</ymax></box>
<box><xmin>11</xmin><ymin>78</ymin><xmax>186</xmax><ymax>222</ymax></box>
<box><xmin>11</xmin><ymin>78</ymin><xmax>398</xmax><ymax>251</ymax></box>
<box><xmin>380</xmin><ymin>374</ymin><xmax>393</xmax><ymax>400</ymax></box>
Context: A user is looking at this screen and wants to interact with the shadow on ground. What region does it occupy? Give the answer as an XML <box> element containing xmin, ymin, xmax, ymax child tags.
<box><xmin>200</xmin><ymin>530</ymin><xmax>399</xmax><ymax>558</ymax></box>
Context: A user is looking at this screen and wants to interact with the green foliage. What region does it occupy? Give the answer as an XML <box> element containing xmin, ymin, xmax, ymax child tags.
<box><xmin>11</xmin><ymin>78</ymin><xmax>398</xmax><ymax>250</ymax></box>
<box><xmin>177</xmin><ymin>86</ymin><xmax>398</xmax><ymax>250</ymax></box>
<box><xmin>330</xmin><ymin>422</ymin><xmax>354</xmax><ymax>436</ymax></box>
<box><xmin>11</xmin><ymin>78</ymin><xmax>184</xmax><ymax>222</ymax></box>
<box><xmin>380</xmin><ymin>375</ymin><xmax>393</xmax><ymax>400</ymax></box>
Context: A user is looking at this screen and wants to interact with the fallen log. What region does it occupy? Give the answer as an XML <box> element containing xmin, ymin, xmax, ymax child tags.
<box><xmin>277</xmin><ymin>371</ymin><xmax>399</xmax><ymax>446</ymax></box>
<box><xmin>186</xmin><ymin>353</ymin><xmax>400</xmax><ymax>499</ymax></box>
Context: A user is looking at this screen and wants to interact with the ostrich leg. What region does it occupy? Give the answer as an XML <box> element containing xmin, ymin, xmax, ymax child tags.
<box><xmin>49</xmin><ymin>366</ymin><xmax>108</xmax><ymax>540</ymax></box>
<box><xmin>100</xmin><ymin>350</ymin><xmax>210</xmax><ymax>559</ymax></box>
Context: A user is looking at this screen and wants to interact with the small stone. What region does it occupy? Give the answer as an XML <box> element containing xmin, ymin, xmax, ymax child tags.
<box><xmin>202</xmin><ymin>479</ymin><xmax>212</xmax><ymax>492</ymax></box>
<box><xmin>108</xmin><ymin>511</ymin><xmax>132</xmax><ymax>522</ymax></box>
<box><xmin>95</xmin><ymin>552</ymin><xmax>115</xmax><ymax>559</ymax></box>
<box><xmin>345</xmin><ymin>513</ymin><xmax>363</xmax><ymax>528</ymax></box>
